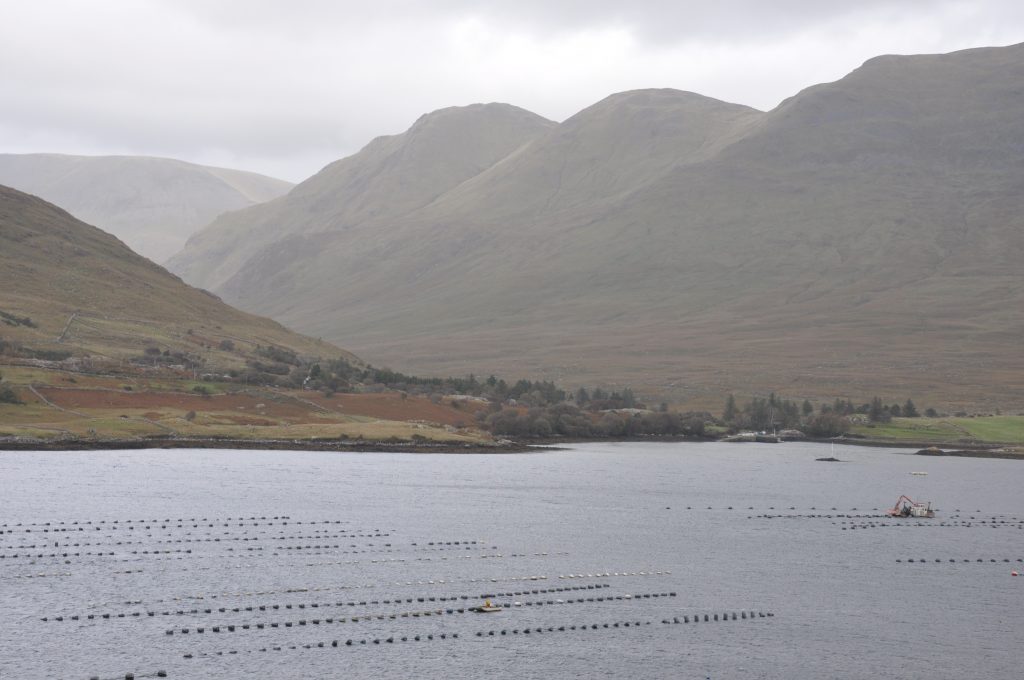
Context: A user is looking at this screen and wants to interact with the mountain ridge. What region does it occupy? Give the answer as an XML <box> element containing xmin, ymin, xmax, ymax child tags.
<box><xmin>168</xmin><ymin>43</ymin><xmax>1024</xmax><ymax>410</ymax></box>
<box><xmin>167</xmin><ymin>102</ymin><xmax>555</xmax><ymax>291</ymax></box>
<box><xmin>0</xmin><ymin>153</ymin><xmax>293</xmax><ymax>262</ymax></box>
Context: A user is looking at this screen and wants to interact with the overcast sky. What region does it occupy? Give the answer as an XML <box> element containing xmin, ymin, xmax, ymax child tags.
<box><xmin>1</xmin><ymin>0</ymin><xmax>1022</xmax><ymax>182</ymax></box>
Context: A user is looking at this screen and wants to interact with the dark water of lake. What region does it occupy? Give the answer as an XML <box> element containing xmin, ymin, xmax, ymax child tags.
<box><xmin>1</xmin><ymin>442</ymin><xmax>1022</xmax><ymax>679</ymax></box>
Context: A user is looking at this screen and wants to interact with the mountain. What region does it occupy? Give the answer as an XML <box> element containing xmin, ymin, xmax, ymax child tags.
<box><xmin>0</xmin><ymin>154</ymin><xmax>292</xmax><ymax>262</ymax></box>
<box><xmin>169</xmin><ymin>44</ymin><xmax>1024</xmax><ymax>411</ymax></box>
<box><xmin>166</xmin><ymin>103</ymin><xmax>555</xmax><ymax>291</ymax></box>
<box><xmin>0</xmin><ymin>184</ymin><xmax>349</xmax><ymax>366</ymax></box>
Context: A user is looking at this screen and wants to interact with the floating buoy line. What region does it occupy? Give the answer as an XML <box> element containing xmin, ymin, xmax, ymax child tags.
<box><xmin>1</xmin><ymin>515</ymin><xmax>294</xmax><ymax>530</ymax></box>
<box><xmin>0</xmin><ymin>531</ymin><xmax>397</xmax><ymax>550</ymax></box>
<box><xmin>0</xmin><ymin>544</ymin><xmax>493</xmax><ymax>565</ymax></box>
<box><xmin>179</xmin><ymin>611</ymin><xmax>776</xmax><ymax>661</ymax></box>
<box><xmin>76</xmin><ymin>570</ymin><xmax>669</xmax><ymax>608</ymax></box>
<box><xmin>43</xmin><ymin>583</ymin><xmax>617</xmax><ymax>622</ymax></box>
<box><xmin>77</xmin><ymin>552</ymin><xmax>559</xmax><ymax>577</ymax></box>
<box><xmin>0</xmin><ymin>531</ymin><xmax>398</xmax><ymax>549</ymax></box>
<box><xmin>8</xmin><ymin>508</ymin><xmax>1017</xmax><ymax>534</ymax></box>
<box><xmin>157</xmin><ymin>592</ymin><xmax>677</xmax><ymax>635</ymax></box>
<box><xmin>896</xmin><ymin>557</ymin><xmax>1023</xmax><ymax>564</ymax></box>
<box><xmin>188</xmin><ymin>569</ymin><xmax>671</xmax><ymax>598</ymax></box>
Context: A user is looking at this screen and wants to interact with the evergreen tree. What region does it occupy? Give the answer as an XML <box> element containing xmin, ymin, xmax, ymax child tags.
<box><xmin>801</xmin><ymin>399</ymin><xmax>814</xmax><ymax>417</ymax></box>
<box><xmin>621</xmin><ymin>388</ymin><xmax>636</xmax><ymax>408</ymax></box>
<box><xmin>869</xmin><ymin>397</ymin><xmax>890</xmax><ymax>423</ymax></box>
<box><xmin>723</xmin><ymin>394</ymin><xmax>738</xmax><ymax>422</ymax></box>
<box><xmin>903</xmin><ymin>399</ymin><xmax>919</xmax><ymax>418</ymax></box>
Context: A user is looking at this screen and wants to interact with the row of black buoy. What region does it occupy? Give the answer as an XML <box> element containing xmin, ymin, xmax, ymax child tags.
<box><xmin>136</xmin><ymin>570</ymin><xmax>626</xmax><ymax>601</ymax></box>
<box><xmin>1</xmin><ymin>533</ymin><xmax>387</xmax><ymax>547</ymax></box>
<box><xmin>159</xmin><ymin>591</ymin><xmax>677</xmax><ymax>635</ymax></box>
<box><xmin>298</xmin><ymin>552</ymin><xmax>529</xmax><ymax>568</ymax></box>
<box><xmin>165</xmin><ymin>607</ymin><xmax>449</xmax><ymax>634</ymax></box>
<box><xmin>2</xmin><ymin>524</ymin><xmax>331</xmax><ymax>535</ymax></box>
<box><xmin>264</xmin><ymin>531</ymin><xmax>392</xmax><ymax>540</ymax></box>
<box><xmin>5</xmin><ymin>516</ymin><xmax>292</xmax><ymax>526</ymax></box>
<box><xmin>5</xmin><ymin>546</ymin><xmax>446</xmax><ymax>569</ymax></box>
<box><xmin>87</xmin><ymin>672</ymin><xmax>166</xmax><ymax>679</ymax></box>
<box><xmin>183</xmin><ymin>632</ymin><xmax>461</xmax><ymax>659</ymax></box>
<box><xmin>1</xmin><ymin>518</ymin><xmax>374</xmax><ymax>534</ymax></box>
<box><xmin>752</xmin><ymin>514</ymin><xmax>888</xmax><ymax>520</ymax></box>
<box><xmin>1</xmin><ymin>532</ymin><xmax>479</xmax><ymax>548</ymax></box>
<box><xmin>1</xmin><ymin>537</ymin><xmax>232</xmax><ymax>549</ymax></box>
<box><xmin>476</xmin><ymin>620</ymin><xmax>651</xmax><ymax>638</ymax></box>
<box><xmin>662</xmin><ymin>611</ymin><xmax>772</xmax><ymax>623</ymax></box>
<box><xmin>842</xmin><ymin>522</ymin><xmax>1021</xmax><ymax>530</ymax></box>
<box><xmin>244</xmin><ymin>543</ymin><xmax>478</xmax><ymax>552</ymax></box>
<box><xmin>2</xmin><ymin>551</ymin><xmax>120</xmax><ymax>559</ymax></box>
<box><xmin>897</xmin><ymin>558</ymin><xmax>1023</xmax><ymax>563</ymax></box>
<box><xmin>2</xmin><ymin>541</ymin><xmax>408</xmax><ymax>562</ymax></box>
<box><xmin>160</xmin><ymin>592</ymin><xmax>678</xmax><ymax>634</ymax></box>
<box><xmin>46</xmin><ymin>583</ymin><xmax>616</xmax><ymax>621</ymax></box>
<box><xmin>842</xmin><ymin>518</ymin><xmax>1023</xmax><ymax>524</ymax></box>
<box><xmin>117</xmin><ymin>554</ymin><xmax>521</xmax><ymax>577</ymax></box>
<box><xmin>684</xmin><ymin>506</ymin><xmax>880</xmax><ymax>512</ymax></box>
<box><xmin>136</xmin><ymin>581</ymin><xmax>608</xmax><ymax>606</ymax></box>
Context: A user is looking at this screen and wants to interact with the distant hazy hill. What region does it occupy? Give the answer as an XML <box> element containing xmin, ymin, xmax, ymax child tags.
<box><xmin>169</xmin><ymin>44</ymin><xmax>1024</xmax><ymax>410</ymax></box>
<box><xmin>167</xmin><ymin>103</ymin><xmax>555</xmax><ymax>291</ymax></box>
<box><xmin>0</xmin><ymin>154</ymin><xmax>292</xmax><ymax>262</ymax></box>
<box><xmin>0</xmin><ymin>185</ymin><xmax>350</xmax><ymax>366</ymax></box>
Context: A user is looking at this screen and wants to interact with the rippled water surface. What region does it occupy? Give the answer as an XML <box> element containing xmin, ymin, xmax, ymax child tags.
<box><xmin>1</xmin><ymin>442</ymin><xmax>1022</xmax><ymax>679</ymax></box>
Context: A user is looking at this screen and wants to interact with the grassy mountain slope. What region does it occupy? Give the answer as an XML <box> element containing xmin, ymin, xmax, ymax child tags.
<box><xmin>167</xmin><ymin>103</ymin><xmax>555</xmax><ymax>291</ymax></box>
<box><xmin>0</xmin><ymin>184</ymin><xmax>347</xmax><ymax>366</ymax></box>
<box><xmin>0</xmin><ymin>154</ymin><xmax>292</xmax><ymax>262</ymax></box>
<box><xmin>0</xmin><ymin>185</ymin><xmax>494</xmax><ymax>445</ymax></box>
<box><xmin>175</xmin><ymin>44</ymin><xmax>1024</xmax><ymax>411</ymax></box>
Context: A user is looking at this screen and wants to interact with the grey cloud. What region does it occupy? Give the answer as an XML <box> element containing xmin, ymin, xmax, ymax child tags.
<box><xmin>174</xmin><ymin>1</ymin><xmax>961</xmax><ymax>41</ymax></box>
<box><xmin>1</xmin><ymin>0</ymin><xmax>1022</xmax><ymax>181</ymax></box>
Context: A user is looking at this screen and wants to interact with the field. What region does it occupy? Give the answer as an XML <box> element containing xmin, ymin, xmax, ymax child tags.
<box><xmin>851</xmin><ymin>416</ymin><xmax>1024</xmax><ymax>446</ymax></box>
<box><xmin>0</xmin><ymin>363</ymin><xmax>491</xmax><ymax>445</ymax></box>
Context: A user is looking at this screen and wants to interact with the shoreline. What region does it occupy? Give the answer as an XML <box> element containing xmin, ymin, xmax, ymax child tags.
<box><xmin>0</xmin><ymin>434</ymin><xmax>1020</xmax><ymax>458</ymax></box>
<box><xmin>0</xmin><ymin>437</ymin><xmax>538</xmax><ymax>454</ymax></box>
